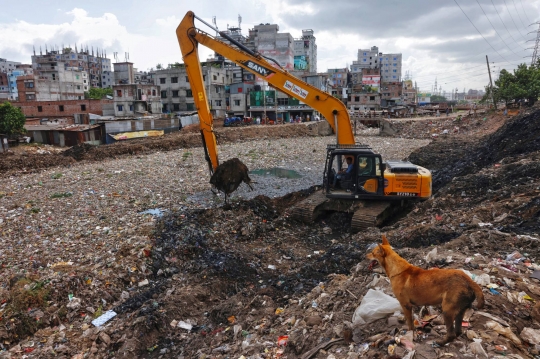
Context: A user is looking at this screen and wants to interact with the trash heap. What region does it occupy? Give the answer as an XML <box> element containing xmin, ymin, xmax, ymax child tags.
<box><xmin>0</xmin><ymin>107</ymin><xmax>538</xmax><ymax>358</ymax></box>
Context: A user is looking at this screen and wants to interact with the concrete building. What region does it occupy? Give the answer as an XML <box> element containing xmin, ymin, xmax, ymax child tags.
<box><xmin>32</xmin><ymin>47</ymin><xmax>112</xmax><ymax>88</ymax></box>
<box><xmin>380</xmin><ymin>53</ymin><xmax>402</xmax><ymax>82</ymax></box>
<box><xmin>0</xmin><ymin>58</ymin><xmax>21</xmax><ymax>73</ymax></box>
<box><xmin>350</xmin><ymin>46</ymin><xmax>402</xmax><ymax>84</ymax></box>
<box><xmin>403</xmin><ymin>80</ymin><xmax>417</xmax><ymax>105</ymax></box>
<box><xmin>248</xmin><ymin>23</ymin><xmax>294</xmax><ymax>71</ymax></box>
<box><xmin>293</xmin><ymin>29</ymin><xmax>317</xmax><ymax>76</ymax></box>
<box><xmin>114</xmin><ymin>62</ymin><xmax>135</xmax><ymax>85</ymax></box>
<box><xmin>154</xmin><ymin>61</ymin><xmax>232</xmax><ymax>117</ymax></box>
<box><xmin>113</xmin><ymin>84</ymin><xmax>161</xmax><ymax>117</ymax></box>
<box><xmin>348</xmin><ymin>93</ymin><xmax>381</xmax><ymax>112</ymax></box>
<box><xmin>0</xmin><ymin>72</ymin><xmax>9</xmax><ymax>100</ymax></box>
<box><xmin>17</xmin><ymin>66</ymin><xmax>88</xmax><ymax>102</ymax></box>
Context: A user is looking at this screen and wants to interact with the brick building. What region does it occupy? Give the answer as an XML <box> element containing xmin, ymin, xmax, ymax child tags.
<box><xmin>380</xmin><ymin>82</ymin><xmax>402</xmax><ymax>101</ymax></box>
<box><xmin>348</xmin><ymin>93</ymin><xmax>381</xmax><ymax>112</ymax></box>
<box><xmin>9</xmin><ymin>99</ymin><xmax>113</xmax><ymax>118</ymax></box>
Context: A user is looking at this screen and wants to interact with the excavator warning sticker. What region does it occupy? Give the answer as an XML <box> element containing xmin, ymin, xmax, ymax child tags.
<box><xmin>284</xmin><ymin>80</ymin><xmax>309</xmax><ymax>99</ymax></box>
<box><xmin>198</xmin><ymin>92</ymin><xmax>204</xmax><ymax>102</ymax></box>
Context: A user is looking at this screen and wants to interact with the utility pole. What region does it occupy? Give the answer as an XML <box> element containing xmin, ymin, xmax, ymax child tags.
<box><xmin>486</xmin><ymin>55</ymin><xmax>496</xmax><ymax>109</ymax></box>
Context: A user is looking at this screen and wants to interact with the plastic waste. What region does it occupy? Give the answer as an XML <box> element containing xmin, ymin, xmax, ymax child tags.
<box><xmin>352</xmin><ymin>289</ymin><xmax>402</xmax><ymax>325</ymax></box>
<box><xmin>469</xmin><ymin>339</ymin><xmax>488</xmax><ymax>358</ymax></box>
<box><xmin>462</xmin><ymin>270</ymin><xmax>490</xmax><ymax>286</ymax></box>
<box><xmin>425</xmin><ymin>248</ymin><xmax>437</xmax><ymax>263</ymax></box>
<box><xmin>91</xmin><ymin>310</ymin><xmax>117</xmax><ymax>327</ymax></box>
<box><xmin>177</xmin><ymin>321</ymin><xmax>193</xmax><ymax>331</ymax></box>
<box><xmin>485</xmin><ymin>321</ymin><xmax>521</xmax><ymax>345</ymax></box>
<box><xmin>520</xmin><ymin>327</ymin><xmax>540</xmax><ymax>345</ymax></box>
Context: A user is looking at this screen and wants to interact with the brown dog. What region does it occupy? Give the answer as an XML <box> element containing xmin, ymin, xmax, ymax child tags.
<box><xmin>367</xmin><ymin>235</ymin><xmax>484</xmax><ymax>346</ymax></box>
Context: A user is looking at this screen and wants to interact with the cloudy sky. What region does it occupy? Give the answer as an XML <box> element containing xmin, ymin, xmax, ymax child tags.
<box><xmin>1</xmin><ymin>0</ymin><xmax>539</xmax><ymax>94</ymax></box>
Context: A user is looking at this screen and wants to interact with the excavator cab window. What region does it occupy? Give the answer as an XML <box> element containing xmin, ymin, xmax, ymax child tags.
<box><xmin>357</xmin><ymin>155</ymin><xmax>382</xmax><ymax>194</ymax></box>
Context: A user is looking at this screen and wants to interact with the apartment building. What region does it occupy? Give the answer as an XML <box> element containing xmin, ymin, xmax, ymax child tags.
<box><xmin>155</xmin><ymin>61</ymin><xmax>232</xmax><ymax>117</ymax></box>
<box><xmin>293</xmin><ymin>29</ymin><xmax>317</xmax><ymax>76</ymax></box>
<box><xmin>112</xmin><ymin>62</ymin><xmax>161</xmax><ymax>116</ymax></box>
<box><xmin>32</xmin><ymin>47</ymin><xmax>112</xmax><ymax>88</ymax></box>
<box><xmin>16</xmin><ymin>68</ymin><xmax>88</xmax><ymax>102</ymax></box>
<box><xmin>379</xmin><ymin>53</ymin><xmax>402</xmax><ymax>82</ymax></box>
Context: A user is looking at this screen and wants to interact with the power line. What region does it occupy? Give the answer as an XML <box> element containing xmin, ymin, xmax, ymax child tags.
<box><xmin>519</xmin><ymin>0</ymin><xmax>534</xmax><ymax>25</ymax></box>
<box><xmin>503</xmin><ymin>0</ymin><xmax>529</xmax><ymax>42</ymax></box>
<box><xmin>490</xmin><ymin>0</ymin><xmax>527</xmax><ymax>50</ymax></box>
<box><xmin>454</xmin><ymin>0</ymin><xmax>516</xmax><ymax>66</ymax></box>
<box><xmin>511</xmin><ymin>0</ymin><xmax>529</xmax><ymax>29</ymax></box>
<box><xmin>476</xmin><ymin>0</ymin><xmax>522</xmax><ymax>57</ymax></box>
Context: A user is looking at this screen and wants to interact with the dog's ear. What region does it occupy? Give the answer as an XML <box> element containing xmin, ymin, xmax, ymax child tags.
<box><xmin>381</xmin><ymin>234</ymin><xmax>390</xmax><ymax>246</ymax></box>
<box><xmin>377</xmin><ymin>244</ymin><xmax>387</xmax><ymax>257</ymax></box>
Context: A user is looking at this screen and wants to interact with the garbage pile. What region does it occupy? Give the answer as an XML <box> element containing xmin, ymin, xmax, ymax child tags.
<box><xmin>0</xmin><ymin>107</ymin><xmax>538</xmax><ymax>358</ymax></box>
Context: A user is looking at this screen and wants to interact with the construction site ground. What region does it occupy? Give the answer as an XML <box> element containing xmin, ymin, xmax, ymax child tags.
<box><xmin>0</xmin><ymin>108</ymin><xmax>539</xmax><ymax>358</ymax></box>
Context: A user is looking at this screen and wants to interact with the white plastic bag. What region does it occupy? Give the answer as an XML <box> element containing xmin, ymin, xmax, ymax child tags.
<box><xmin>425</xmin><ymin>248</ymin><xmax>437</xmax><ymax>263</ymax></box>
<box><xmin>352</xmin><ymin>289</ymin><xmax>402</xmax><ymax>325</ymax></box>
<box><xmin>469</xmin><ymin>339</ymin><xmax>488</xmax><ymax>358</ymax></box>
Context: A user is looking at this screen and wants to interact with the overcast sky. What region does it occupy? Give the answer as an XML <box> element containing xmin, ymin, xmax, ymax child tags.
<box><xmin>1</xmin><ymin>0</ymin><xmax>538</xmax><ymax>94</ymax></box>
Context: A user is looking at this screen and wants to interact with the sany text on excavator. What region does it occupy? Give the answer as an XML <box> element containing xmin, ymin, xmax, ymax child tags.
<box><xmin>176</xmin><ymin>11</ymin><xmax>432</xmax><ymax>231</ymax></box>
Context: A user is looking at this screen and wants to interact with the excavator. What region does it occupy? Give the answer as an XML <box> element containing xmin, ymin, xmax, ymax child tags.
<box><xmin>176</xmin><ymin>11</ymin><xmax>432</xmax><ymax>232</ymax></box>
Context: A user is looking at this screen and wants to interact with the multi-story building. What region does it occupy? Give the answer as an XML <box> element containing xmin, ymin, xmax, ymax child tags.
<box><xmin>403</xmin><ymin>80</ymin><xmax>417</xmax><ymax>105</ymax></box>
<box><xmin>17</xmin><ymin>64</ymin><xmax>87</xmax><ymax>101</ymax></box>
<box><xmin>112</xmin><ymin>62</ymin><xmax>161</xmax><ymax>116</ymax></box>
<box><xmin>379</xmin><ymin>53</ymin><xmax>402</xmax><ymax>82</ymax></box>
<box><xmin>247</xmin><ymin>23</ymin><xmax>294</xmax><ymax>71</ymax></box>
<box><xmin>0</xmin><ymin>58</ymin><xmax>21</xmax><ymax>73</ymax></box>
<box><xmin>32</xmin><ymin>47</ymin><xmax>112</xmax><ymax>89</ymax></box>
<box><xmin>154</xmin><ymin>61</ymin><xmax>232</xmax><ymax>117</ymax></box>
<box><xmin>0</xmin><ymin>72</ymin><xmax>9</xmax><ymax>100</ymax></box>
<box><xmin>292</xmin><ymin>29</ymin><xmax>317</xmax><ymax>76</ymax></box>
<box><xmin>348</xmin><ymin>92</ymin><xmax>381</xmax><ymax>112</ymax></box>
<box><xmin>350</xmin><ymin>46</ymin><xmax>402</xmax><ymax>84</ymax></box>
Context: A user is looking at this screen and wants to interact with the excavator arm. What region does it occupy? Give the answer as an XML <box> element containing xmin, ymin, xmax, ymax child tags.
<box><xmin>176</xmin><ymin>11</ymin><xmax>355</xmax><ymax>174</ymax></box>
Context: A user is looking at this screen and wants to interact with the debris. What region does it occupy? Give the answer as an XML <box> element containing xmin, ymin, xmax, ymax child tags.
<box><xmin>520</xmin><ymin>327</ymin><xmax>540</xmax><ymax>345</ymax></box>
<box><xmin>484</xmin><ymin>321</ymin><xmax>521</xmax><ymax>345</ymax></box>
<box><xmin>352</xmin><ymin>289</ymin><xmax>402</xmax><ymax>325</ymax></box>
<box><xmin>91</xmin><ymin>310</ymin><xmax>117</xmax><ymax>327</ymax></box>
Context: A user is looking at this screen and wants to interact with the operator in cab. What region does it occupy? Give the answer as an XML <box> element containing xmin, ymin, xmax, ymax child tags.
<box><xmin>333</xmin><ymin>156</ymin><xmax>354</xmax><ymax>188</ymax></box>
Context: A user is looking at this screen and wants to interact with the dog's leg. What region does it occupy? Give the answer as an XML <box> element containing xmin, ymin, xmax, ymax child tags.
<box><xmin>436</xmin><ymin>307</ymin><xmax>457</xmax><ymax>346</ymax></box>
<box><xmin>454</xmin><ymin>307</ymin><xmax>467</xmax><ymax>337</ymax></box>
<box><xmin>402</xmin><ymin>304</ymin><xmax>415</xmax><ymax>331</ymax></box>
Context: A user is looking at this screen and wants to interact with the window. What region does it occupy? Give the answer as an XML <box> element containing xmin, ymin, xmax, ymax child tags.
<box><xmin>171</xmin><ymin>77</ymin><xmax>178</xmax><ymax>83</ymax></box>
<box><xmin>163</xmin><ymin>104</ymin><xmax>168</xmax><ymax>111</ymax></box>
<box><xmin>237</xmin><ymin>88</ymin><xmax>243</xmax><ymax>93</ymax></box>
<box><xmin>24</xmin><ymin>82</ymin><xmax>34</xmax><ymax>88</ymax></box>
<box><xmin>215</xmin><ymin>87</ymin><xmax>220</xmax><ymax>93</ymax></box>
<box><xmin>81</xmin><ymin>104</ymin><xmax>86</xmax><ymax>111</ymax></box>
<box><xmin>278</xmin><ymin>98</ymin><xmax>288</xmax><ymax>105</ymax></box>
<box><xmin>186</xmin><ymin>103</ymin><xmax>194</xmax><ymax>111</ymax></box>
<box><xmin>161</xmin><ymin>90</ymin><xmax>167</xmax><ymax>98</ymax></box>
<box><xmin>117</xmin><ymin>105</ymin><xmax>123</xmax><ymax>111</ymax></box>
<box><xmin>173</xmin><ymin>103</ymin><xmax>180</xmax><ymax>111</ymax></box>
<box><xmin>59</xmin><ymin>105</ymin><xmax>64</xmax><ymax>112</ymax></box>
<box><xmin>363</xmin><ymin>52</ymin><xmax>367</xmax><ymax>55</ymax></box>
<box><xmin>213</xmin><ymin>75</ymin><xmax>217</xmax><ymax>80</ymax></box>
<box><xmin>185</xmin><ymin>76</ymin><xmax>189</xmax><ymax>82</ymax></box>
<box><xmin>393</xmin><ymin>69</ymin><xmax>397</xmax><ymax>73</ymax></box>
<box><xmin>363</xmin><ymin>59</ymin><xmax>366</xmax><ymax>62</ymax></box>
<box><xmin>394</xmin><ymin>57</ymin><xmax>397</xmax><ymax>60</ymax></box>
<box><xmin>76</xmin><ymin>75</ymin><xmax>80</xmax><ymax>80</ymax></box>
<box><xmin>393</xmin><ymin>63</ymin><xmax>397</xmax><ymax>66</ymax></box>
<box><xmin>77</xmin><ymin>85</ymin><xmax>81</xmax><ymax>89</ymax></box>
<box><xmin>186</xmin><ymin>89</ymin><xmax>193</xmax><ymax>97</ymax></box>
<box><xmin>172</xmin><ymin>90</ymin><xmax>179</xmax><ymax>97</ymax></box>
<box><xmin>37</xmin><ymin>106</ymin><xmax>43</xmax><ymax>112</ymax></box>
<box><xmin>234</xmin><ymin>99</ymin><xmax>241</xmax><ymax>106</ymax></box>
<box><xmin>215</xmin><ymin>100</ymin><xmax>222</xmax><ymax>106</ymax></box>
<box><xmin>203</xmin><ymin>75</ymin><xmax>206</xmax><ymax>81</ymax></box>
<box><xmin>370</xmin><ymin>96</ymin><xmax>375</xmax><ymax>101</ymax></box>
<box><xmin>393</xmin><ymin>76</ymin><xmax>397</xmax><ymax>79</ymax></box>
<box><xmin>130</xmin><ymin>105</ymin><xmax>134</xmax><ymax>111</ymax></box>
<box><xmin>355</xmin><ymin>96</ymin><xmax>360</xmax><ymax>102</ymax></box>
<box><xmin>116</xmin><ymin>90</ymin><xmax>122</xmax><ymax>97</ymax></box>
<box><xmin>25</xmin><ymin>94</ymin><xmax>35</xmax><ymax>100</ymax></box>
<box><xmin>152</xmin><ymin>89</ymin><xmax>156</xmax><ymax>96</ymax></box>
<box><xmin>160</xmin><ymin>78</ymin><xmax>166</xmax><ymax>84</ymax></box>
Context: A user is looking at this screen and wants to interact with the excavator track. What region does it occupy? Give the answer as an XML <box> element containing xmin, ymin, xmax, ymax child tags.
<box><xmin>291</xmin><ymin>191</ymin><xmax>398</xmax><ymax>233</ymax></box>
<box><xmin>351</xmin><ymin>201</ymin><xmax>393</xmax><ymax>232</ymax></box>
<box><xmin>289</xmin><ymin>191</ymin><xmax>329</xmax><ymax>223</ymax></box>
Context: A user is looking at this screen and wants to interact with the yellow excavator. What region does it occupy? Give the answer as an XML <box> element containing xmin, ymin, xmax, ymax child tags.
<box><xmin>176</xmin><ymin>11</ymin><xmax>432</xmax><ymax>231</ymax></box>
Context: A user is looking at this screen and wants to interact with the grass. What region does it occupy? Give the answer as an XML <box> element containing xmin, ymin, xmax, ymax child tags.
<box><xmin>182</xmin><ymin>151</ymin><xmax>192</xmax><ymax>161</ymax></box>
<box><xmin>50</xmin><ymin>192</ymin><xmax>73</xmax><ymax>199</ymax></box>
<box><xmin>29</xmin><ymin>207</ymin><xmax>40</xmax><ymax>214</ymax></box>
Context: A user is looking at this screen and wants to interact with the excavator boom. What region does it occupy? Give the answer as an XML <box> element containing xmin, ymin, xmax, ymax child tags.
<box><xmin>176</xmin><ymin>11</ymin><xmax>354</xmax><ymax>174</ymax></box>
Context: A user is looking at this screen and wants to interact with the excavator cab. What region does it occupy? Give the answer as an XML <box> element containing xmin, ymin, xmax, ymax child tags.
<box><xmin>324</xmin><ymin>144</ymin><xmax>385</xmax><ymax>200</ymax></box>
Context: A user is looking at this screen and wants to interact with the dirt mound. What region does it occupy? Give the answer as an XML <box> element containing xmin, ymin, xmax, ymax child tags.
<box><xmin>61</xmin><ymin>142</ymin><xmax>96</xmax><ymax>161</ymax></box>
<box><xmin>210</xmin><ymin>158</ymin><xmax>252</xmax><ymax>196</ymax></box>
<box><xmin>409</xmin><ymin>106</ymin><xmax>540</xmax><ymax>191</ymax></box>
<box><xmin>0</xmin><ymin>152</ymin><xmax>75</xmax><ymax>174</ymax></box>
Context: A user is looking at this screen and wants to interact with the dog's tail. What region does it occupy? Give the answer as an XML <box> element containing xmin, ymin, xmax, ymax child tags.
<box><xmin>471</xmin><ymin>280</ymin><xmax>485</xmax><ymax>309</ymax></box>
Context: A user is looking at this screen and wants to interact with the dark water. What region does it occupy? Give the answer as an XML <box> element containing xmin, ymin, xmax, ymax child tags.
<box><xmin>249</xmin><ymin>167</ymin><xmax>302</xmax><ymax>179</ymax></box>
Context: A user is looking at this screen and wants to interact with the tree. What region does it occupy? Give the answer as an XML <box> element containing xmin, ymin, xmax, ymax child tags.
<box><xmin>431</xmin><ymin>95</ymin><xmax>447</xmax><ymax>102</ymax></box>
<box><xmin>0</xmin><ymin>102</ymin><xmax>26</xmax><ymax>136</ymax></box>
<box><xmin>490</xmin><ymin>61</ymin><xmax>540</xmax><ymax>106</ymax></box>
<box><xmin>84</xmin><ymin>87</ymin><xmax>113</xmax><ymax>99</ymax></box>
<box><xmin>156</xmin><ymin>63</ymin><xmax>163</xmax><ymax>70</ymax></box>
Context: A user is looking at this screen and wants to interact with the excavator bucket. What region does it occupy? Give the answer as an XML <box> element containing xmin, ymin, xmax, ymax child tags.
<box><xmin>210</xmin><ymin>158</ymin><xmax>253</xmax><ymax>197</ymax></box>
